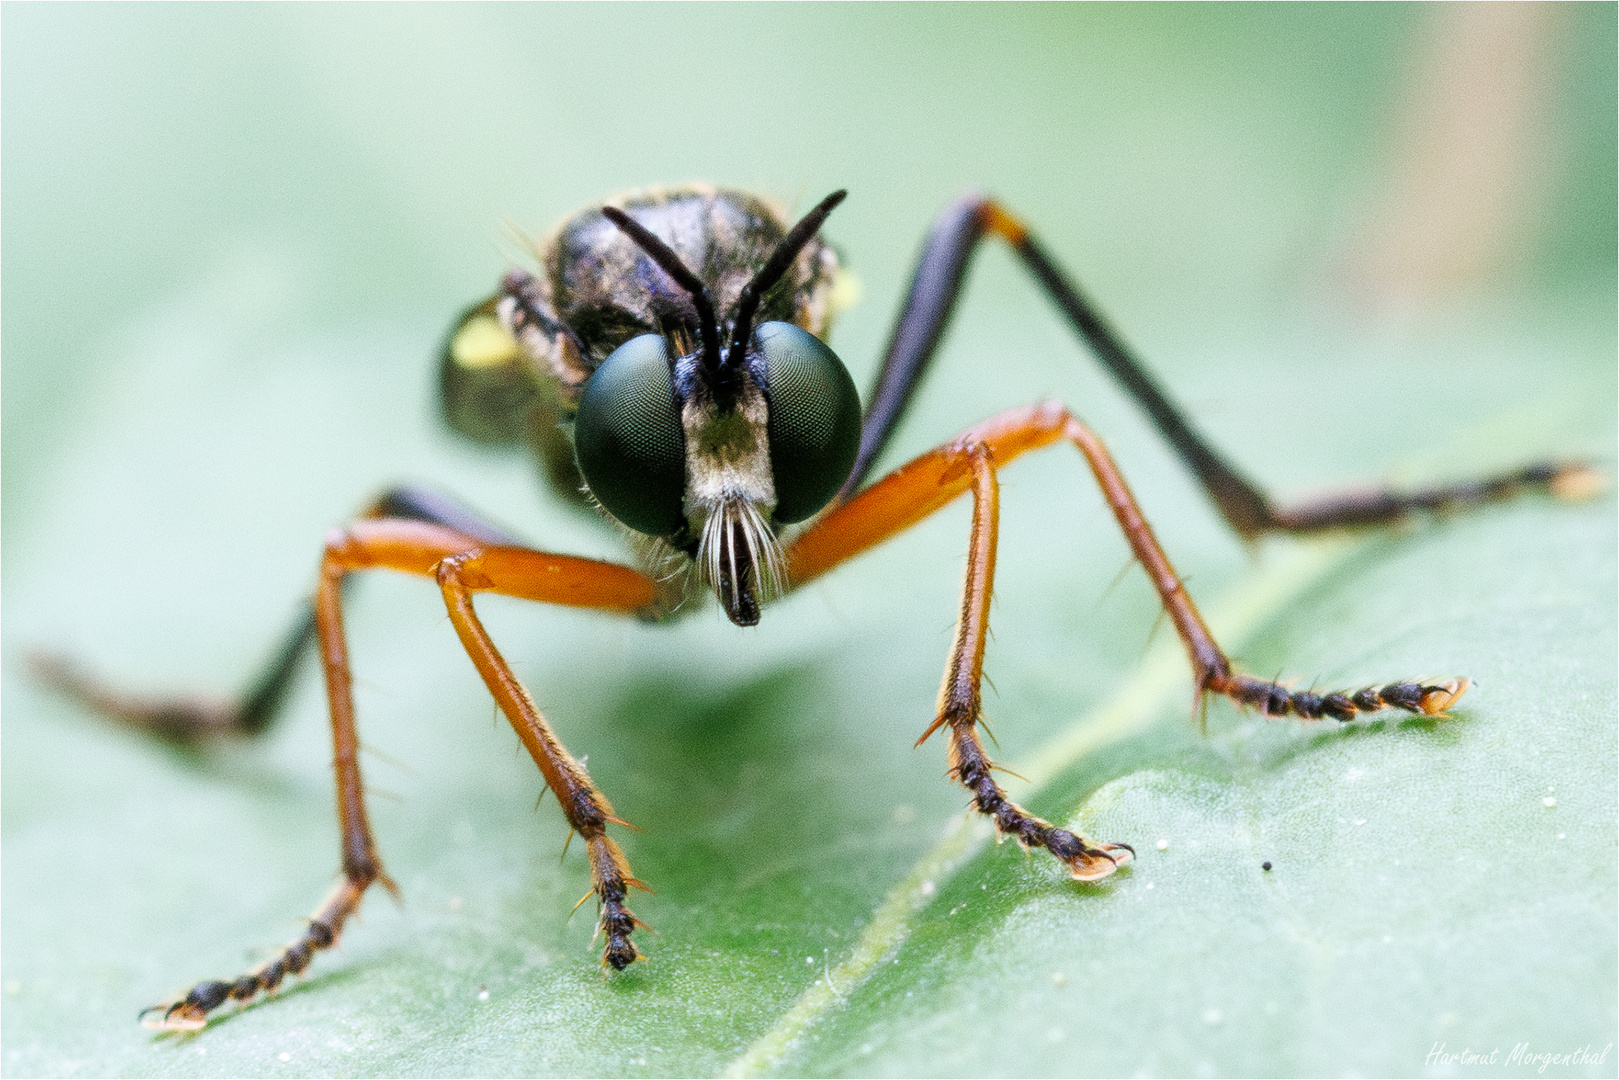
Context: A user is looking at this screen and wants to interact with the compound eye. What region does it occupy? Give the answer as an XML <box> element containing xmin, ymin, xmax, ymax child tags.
<box><xmin>756</xmin><ymin>322</ymin><xmax>862</xmax><ymax>524</ymax></box>
<box><xmin>574</xmin><ymin>334</ymin><xmax>687</xmax><ymax>536</ymax></box>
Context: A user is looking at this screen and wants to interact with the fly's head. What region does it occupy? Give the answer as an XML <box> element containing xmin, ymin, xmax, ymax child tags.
<box><xmin>570</xmin><ymin>191</ymin><xmax>860</xmax><ymax>626</ymax></box>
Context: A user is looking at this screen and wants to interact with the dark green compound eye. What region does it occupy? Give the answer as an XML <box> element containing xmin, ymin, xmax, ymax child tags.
<box><xmin>574</xmin><ymin>334</ymin><xmax>687</xmax><ymax>537</ymax></box>
<box><xmin>756</xmin><ymin>322</ymin><xmax>862</xmax><ymax>524</ymax></box>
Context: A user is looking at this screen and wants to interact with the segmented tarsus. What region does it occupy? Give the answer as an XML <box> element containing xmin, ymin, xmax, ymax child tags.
<box><xmin>1270</xmin><ymin>462</ymin><xmax>1603</xmax><ymax>533</ymax></box>
<box><xmin>1219</xmin><ymin>674</ymin><xmax>1472</xmax><ymax>721</ymax></box>
<box><xmin>140</xmin><ymin>918</ymin><xmax>337</xmax><ymax>1032</ymax></box>
<box><xmin>596</xmin><ymin>881</ymin><xmax>645</xmax><ymax>970</ymax></box>
<box><xmin>944</xmin><ymin>716</ymin><xmax>1135</xmax><ymax>882</ymax></box>
<box><xmin>139</xmin><ymin>876</ymin><xmax>374</xmax><ymax>1031</ymax></box>
<box><xmin>583</xmin><ymin>833</ymin><xmax>650</xmax><ymax>970</ymax></box>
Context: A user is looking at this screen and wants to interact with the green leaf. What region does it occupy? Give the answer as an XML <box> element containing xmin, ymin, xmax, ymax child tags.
<box><xmin>5</xmin><ymin>6</ymin><xmax>1614</xmax><ymax>1078</ymax></box>
<box><xmin>746</xmin><ymin>491</ymin><xmax>1617</xmax><ymax>1078</ymax></box>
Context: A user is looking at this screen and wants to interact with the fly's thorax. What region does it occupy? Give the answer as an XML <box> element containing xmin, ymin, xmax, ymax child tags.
<box><xmin>545</xmin><ymin>188</ymin><xmax>841</xmax><ymax>370</ymax></box>
<box><xmin>444</xmin><ymin>187</ymin><xmax>846</xmax><ymax>452</ymax></box>
<box><xmin>495</xmin><ymin>292</ymin><xmax>591</xmax><ymax>400</ymax></box>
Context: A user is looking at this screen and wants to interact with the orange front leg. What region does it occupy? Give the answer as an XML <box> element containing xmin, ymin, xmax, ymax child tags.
<box><xmin>432</xmin><ymin>545</ymin><xmax>652</xmax><ymax>970</ymax></box>
<box><xmin>145</xmin><ymin>519</ymin><xmax>659</xmax><ymax>1029</ymax></box>
<box><xmin>787</xmin><ymin>402</ymin><xmax>1470</xmax><ymax>882</ymax></box>
<box><xmin>791</xmin><ymin>408</ymin><xmax>1133</xmax><ymax>881</ymax></box>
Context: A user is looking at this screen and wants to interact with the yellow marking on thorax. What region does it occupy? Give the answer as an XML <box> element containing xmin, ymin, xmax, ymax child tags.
<box><xmin>450</xmin><ymin>314</ymin><xmax>520</xmax><ymax>370</ymax></box>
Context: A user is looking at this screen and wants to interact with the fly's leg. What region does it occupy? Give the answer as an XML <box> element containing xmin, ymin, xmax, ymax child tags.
<box><xmin>141</xmin><ymin>879</ymin><xmax>369</xmax><ymax>1031</ymax></box>
<box><xmin>790</xmin><ymin>402</ymin><xmax>1472</xmax><ymax>879</ymax></box>
<box><xmin>922</xmin><ymin>442</ymin><xmax>1132</xmax><ymax>879</ymax></box>
<box><xmin>433</xmin><ymin>546</ymin><xmax>653</xmax><ymax>968</ymax></box>
<box><xmin>142</xmin><ymin>518</ymin><xmax>661</xmax><ymax>1028</ymax></box>
<box><xmin>1265</xmin><ymin>462</ymin><xmax>1604</xmax><ymax>533</ymax></box>
<box><xmin>847</xmin><ymin>192</ymin><xmax>1596</xmax><ymax>536</ymax></box>
<box><xmin>33</xmin><ymin>486</ymin><xmax>526</xmax><ymax>745</ymax></box>
<box><xmin>327</xmin><ymin>522</ymin><xmax>660</xmax><ymax>974</ymax></box>
<box><xmin>142</xmin><ymin>519</ymin><xmax>408</xmax><ymax>1030</ymax></box>
<box><xmin>795</xmin><ymin>423</ymin><xmax>1136</xmax><ymax>877</ymax></box>
<box><xmin>1040</xmin><ymin>407</ymin><xmax>1472</xmax><ymax>720</ymax></box>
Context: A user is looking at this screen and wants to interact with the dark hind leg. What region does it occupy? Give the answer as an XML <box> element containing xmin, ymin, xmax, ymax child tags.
<box><xmin>33</xmin><ymin>485</ymin><xmax>526</xmax><ymax>744</ymax></box>
<box><xmin>844</xmin><ymin>192</ymin><xmax>1597</xmax><ymax>536</ymax></box>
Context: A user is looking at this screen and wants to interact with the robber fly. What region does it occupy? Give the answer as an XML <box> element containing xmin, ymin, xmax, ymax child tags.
<box><xmin>38</xmin><ymin>184</ymin><xmax>1595</xmax><ymax>1030</ymax></box>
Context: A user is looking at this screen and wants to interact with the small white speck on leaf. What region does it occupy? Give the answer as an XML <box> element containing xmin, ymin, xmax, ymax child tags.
<box><xmin>1204</xmin><ymin>1009</ymin><xmax>1223</xmax><ymax>1025</ymax></box>
<box><xmin>920</xmin><ymin>880</ymin><xmax>936</xmax><ymax>897</ymax></box>
<box><xmin>1543</xmin><ymin>796</ymin><xmax>1557</xmax><ymax>808</ymax></box>
<box><xmin>1156</xmin><ymin>838</ymin><xmax>1169</xmax><ymax>851</ymax></box>
<box><xmin>1051</xmin><ymin>971</ymin><xmax>1067</xmax><ymax>987</ymax></box>
<box><xmin>278</xmin><ymin>1052</ymin><xmax>291</xmax><ymax>1062</ymax></box>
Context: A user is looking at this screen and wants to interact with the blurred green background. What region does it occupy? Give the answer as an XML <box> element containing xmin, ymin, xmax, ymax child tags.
<box><xmin>3</xmin><ymin>5</ymin><xmax>1614</xmax><ymax>1077</ymax></box>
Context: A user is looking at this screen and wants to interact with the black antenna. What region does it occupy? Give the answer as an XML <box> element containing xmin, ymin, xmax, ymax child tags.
<box><xmin>601</xmin><ymin>205</ymin><xmax>724</xmax><ymax>383</ymax></box>
<box><xmin>724</xmin><ymin>190</ymin><xmax>848</xmax><ymax>373</ymax></box>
